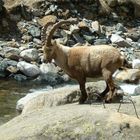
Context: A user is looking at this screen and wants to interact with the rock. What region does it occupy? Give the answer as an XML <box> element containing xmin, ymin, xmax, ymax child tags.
<box><xmin>83</xmin><ymin>35</ymin><xmax>95</xmax><ymax>44</ymax></box>
<box><xmin>127</xmin><ymin>29</ymin><xmax>140</xmax><ymax>42</ymax></box>
<box><xmin>28</xmin><ymin>25</ymin><xmax>41</xmax><ymax>38</ymax></box>
<box><xmin>94</xmin><ymin>38</ymin><xmax>108</xmax><ymax>45</ymax></box>
<box><xmin>14</xmin><ymin>74</ymin><xmax>27</xmax><ymax>81</ymax></box>
<box><xmin>33</xmin><ymin>38</ymin><xmax>41</xmax><ymax>45</ymax></box>
<box><xmin>1</xmin><ymin>101</ymin><xmax>140</xmax><ymax>140</ymax></box>
<box><xmin>110</xmin><ymin>34</ymin><xmax>132</xmax><ymax>47</ymax></box>
<box><xmin>17</xmin><ymin>81</ymin><xmax>106</xmax><ymax>113</ymax></box>
<box><xmin>91</xmin><ymin>21</ymin><xmax>101</xmax><ymax>34</ymax></box>
<box><xmin>116</xmin><ymin>23</ymin><xmax>127</xmax><ymax>32</ymax></box>
<box><xmin>6</xmin><ymin>66</ymin><xmax>18</xmax><ymax>73</ymax></box>
<box><xmin>4</xmin><ymin>47</ymin><xmax>20</xmax><ymax>60</ymax></box>
<box><xmin>17</xmin><ymin>61</ymin><xmax>40</xmax><ymax>77</ymax></box>
<box><xmin>0</xmin><ymin>59</ymin><xmax>9</xmax><ymax>77</ymax></box>
<box><xmin>38</xmin><ymin>15</ymin><xmax>57</xmax><ymax>26</ymax></box>
<box><xmin>40</xmin><ymin>63</ymin><xmax>59</xmax><ymax>74</ymax></box>
<box><xmin>132</xmin><ymin>59</ymin><xmax>140</xmax><ymax>69</ymax></box>
<box><xmin>134</xmin><ymin>86</ymin><xmax>140</xmax><ymax>96</ymax></box>
<box><xmin>20</xmin><ymin>48</ymin><xmax>38</xmax><ymax>62</ymax></box>
<box><xmin>21</xmin><ymin>35</ymin><xmax>32</xmax><ymax>43</ymax></box>
<box><xmin>72</xmin><ymin>33</ymin><xmax>85</xmax><ymax>44</ymax></box>
<box><xmin>113</xmin><ymin>69</ymin><xmax>140</xmax><ymax>83</ymax></box>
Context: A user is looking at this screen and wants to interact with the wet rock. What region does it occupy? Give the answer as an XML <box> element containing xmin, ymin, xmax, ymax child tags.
<box><xmin>17</xmin><ymin>61</ymin><xmax>40</xmax><ymax>77</ymax></box>
<box><xmin>134</xmin><ymin>86</ymin><xmax>140</xmax><ymax>96</ymax></box>
<box><xmin>110</xmin><ymin>34</ymin><xmax>132</xmax><ymax>47</ymax></box>
<box><xmin>28</xmin><ymin>25</ymin><xmax>41</xmax><ymax>38</ymax></box>
<box><xmin>14</xmin><ymin>74</ymin><xmax>27</xmax><ymax>81</ymax></box>
<box><xmin>0</xmin><ymin>59</ymin><xmax>8</xmax><ymax>77</ymax></box>
<box><xmin>20</xmin><ymin>48</ymin><xmax>39</xmax><ymax>62</ymax></box>
<box><xmin>132</xmin><ymin>59</ymin><xmax>140</xmax><ymax>69</ymax></box>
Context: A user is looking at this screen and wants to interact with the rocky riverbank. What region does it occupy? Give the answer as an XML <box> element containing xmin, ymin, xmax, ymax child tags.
<box><xmin>0</xmin><ymin>0</ymin><xmax>139</xmax><ymax>88</ymax></box>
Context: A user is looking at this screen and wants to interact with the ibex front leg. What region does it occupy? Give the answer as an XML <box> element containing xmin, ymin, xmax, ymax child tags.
<box><xmin>78</xmin><ymin>78</ymin><xmax>87</xmax><ymax>104</ymax></box>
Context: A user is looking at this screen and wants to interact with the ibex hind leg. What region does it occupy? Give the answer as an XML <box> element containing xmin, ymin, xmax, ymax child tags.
<box><xmin>102</xmin><ymin>68</ymin><xmax>115</xmax><ymax>103</ymax></box>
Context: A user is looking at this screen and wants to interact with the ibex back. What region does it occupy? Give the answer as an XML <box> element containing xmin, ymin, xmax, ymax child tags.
<box><xmin>42</xmin><ymin>19</ymin><xmax>124</xmax><ymax>104</ymax></box>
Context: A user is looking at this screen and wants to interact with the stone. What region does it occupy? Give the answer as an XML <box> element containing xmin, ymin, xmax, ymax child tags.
<box><xmin>40</xmin><ymin>63</ymin><xmax>59</xmax><ymax>74</ymax></box>
<box><xmin>1</xmin><ymin>98</ymin><xmax>140</xmax><ymax>139</ymax></box>
<box><xmin>94</xmin><ymin>38</ymin><xmax>108</xmax><ymax>45</ymax></box>
<box><xmin>6</xmin><ymin>66</ymin><xmax>18</xmax><ymax>73</ymax></box>
<box><xmin>21</xmin><ymin>35</ymin><xmax>32</xmax><ymax>43</ymax></box>
<box><xmin>28</xmin><ymin>25</ymin><xmax>41</xmax><ymax>38</ymax></box>
<box><xmin>33</xmin><ymin>38</ymin><xmax>41</xmax><ymax>45</ymax></box>
<box><xmin>14</xmin><ymin>74</ymin><xmax>27</xmax><ymax>81</ymax></box>
<box><xmin>20</xmin><ymin>48</ymin><xmax>39</xmax><ymax>62</ymax></box>
<box><xmin>91</xmin><ymin>21</ymin><xmax>101</xmax><ymax>34</ymax></box>
<box><xmin>116</xmin><ymin>23</ymin><xmax>127</xmax><ymax>32</ymax></box>
<box><xmin>17</xmin><ymin>81</ymin><xmax>105</xmax><ymax>113</ymax></box>
<box><xmin>132</xmin><ymin>59</ymin><xmax>140</xmax><ymax>69</ymax></box>
<box><xmin>4</xmin><ymin>47</ymin><xmax>20</xmax><ymax>60</ymax></box>
<box><xmin>134</xmin><ymin>86</ymin><xmax>140</xmax><ymax>96</ymax></box>
<box><xmin>113</xmin><ymin>69</ymin><xmax>140</xmax><ymax>83</ymax></box>
<box><xmin>110</xmin><ymin>34</ymin><xmax>132</xmax><ymax>47</ymax></box>
<box><xmin>17</xmin><ymin>61</ymin><xmax>40</xmax><ymax>77</ymax></box>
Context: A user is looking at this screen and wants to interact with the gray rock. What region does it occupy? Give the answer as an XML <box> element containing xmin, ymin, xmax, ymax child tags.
<box><xmin>94</xmin><ymin>38</ymin><xmax>108</xmax><ymax>45</ymax></box>
<box><xmin>134</xmin><ymin>86</ymin><xmax>140</xmax><ymax>96</ymax></box>
<box><xmin>132</xmin><ymin>59</ymin><xmax>140</xmax><ymax>69</ymax></box>
<box><xmin>20</xmin><ymin>48</ymin><xmax>38</xmax><ymax>62</ymax></box>
<box><xmin>116</xmin><ymin>23</ymin><xmax>127</xmax><ymax>32</ymax></box>
<box><xmin>28</xmin><ymin>25</ymin><xmax>41</xmax><ymax>38</ymax></box>
<box><xmin>4</xmin><ymin>47</ymin><xmax>20</xmax><ymax>60</ymax></box>
<box><xmin>83</xmin><ymin>35</ymin><xmax>95</xmax><ymax>44</ymax></box>
<box><xmin>110</xmin><ymin>34</ymin><xmax>132</xmax><ymax>47</ymax></box>
<box><xmin>17</xmin><ymin>61</ymin><xmax>40</xmax><ymax>77</ymax></box>
<box><xmin>14</xmin><ymin>74</ymin><xmax>27</xmax><ymax>81</ymax></box>
<box><xmin>33</xmin><ymin>38</ymin><xmax>41</xmax><ymax>45</ymax></box>
<box><xmin>72</xmin><ymin>33</ymin><xmax>85</xmax><ymax>44</ymax></box>
<box><xmin>0</xmin><ymin>59</ymin><xmax>8</xmax><ymax>77</ymax></box>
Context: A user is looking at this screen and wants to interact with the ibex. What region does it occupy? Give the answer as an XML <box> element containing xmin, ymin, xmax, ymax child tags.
<box><xmin>42</xmin><ymin>19</ymin><xmax>125</xmax><ymax>104</ymax></box>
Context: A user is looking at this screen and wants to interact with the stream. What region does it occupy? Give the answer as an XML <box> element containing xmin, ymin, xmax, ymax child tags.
<box><xmin>0</xmin><ymin>79</ymin><xmax>53</xmax><ymax>125</ymax></box>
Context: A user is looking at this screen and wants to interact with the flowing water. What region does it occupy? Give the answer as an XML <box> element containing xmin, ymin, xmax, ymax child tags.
<box><xmin>0</xmin><ymin>79</ymin><xmax>53</xmax><ymax>125</ymax></box>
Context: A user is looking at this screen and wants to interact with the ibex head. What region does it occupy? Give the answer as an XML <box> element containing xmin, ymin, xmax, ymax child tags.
<box><xmin>42</xmin><ymin>19</ymin><xmax>77</xmax><ymax>63</ymax></box>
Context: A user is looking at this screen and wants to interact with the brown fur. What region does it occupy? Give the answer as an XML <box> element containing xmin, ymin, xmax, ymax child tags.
<box><xmin>42</xmin><ymin>20</ymin><xmax>125</xmax><ymax>104</ymax></box>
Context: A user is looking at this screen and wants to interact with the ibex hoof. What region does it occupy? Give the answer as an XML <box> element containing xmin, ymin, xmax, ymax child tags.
<box><xmin>79</xmin><ymin>96</ymin><xmax>87</xmax><ymax>104</ymax></box>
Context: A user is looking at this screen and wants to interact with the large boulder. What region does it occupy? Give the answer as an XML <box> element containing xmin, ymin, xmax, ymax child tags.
<box><xmin>20</xmin><ymin>48</ymin><xmax>39</xmax><ymax>62</ymax></box>
<box><xmin>17</xmin><ymin>61</ymin><xmax>40</xmax><ymax>77</ymax></box>
<box><xmin>1</xmin><ymin>102</ymin><xmax>140</xmax><ymax>140</ymax></box>
<box><xmin>17</xmin><ymin>81</ymin><xmax>106</xmax><ymax>114</ymax></box>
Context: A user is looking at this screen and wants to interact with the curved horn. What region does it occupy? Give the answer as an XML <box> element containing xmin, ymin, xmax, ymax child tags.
<box><xmin>46</xmin><ymin>19</ymin><xmax>77</xmax><ymax>47</ymax></box>
<box><xmin>41</xmin><ymin>22</ymin><xmax>54</xmax><ymax>46</ymax></box>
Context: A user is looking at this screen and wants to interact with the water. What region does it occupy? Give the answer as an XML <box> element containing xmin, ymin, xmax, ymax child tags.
<box><xmin>0</xmin><ymin>79</ymin><xmax>52</xmax><ymax>125</ymax></box>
